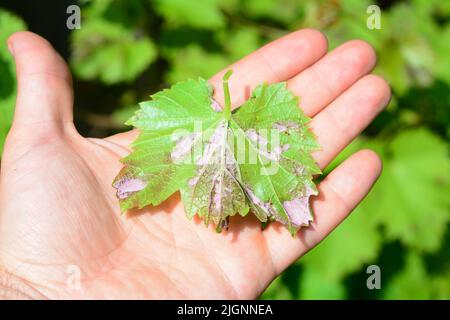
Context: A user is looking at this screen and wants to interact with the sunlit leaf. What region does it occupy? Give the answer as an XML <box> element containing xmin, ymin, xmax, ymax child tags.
<box><xmin>113</xmin><ymin>74</ymin><xmax>321</xmax><ymax>234</ymax></box>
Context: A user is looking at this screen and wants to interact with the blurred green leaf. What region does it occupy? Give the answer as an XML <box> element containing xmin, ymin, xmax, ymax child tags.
<box><xmin>299</xmin><ymin>265</ymin><xmax>347</xmax><ymax>299</ymax></box>
<box><xmin>164</xmin><ymin>45</ymin><xmax>228</xmax><ymax>83</ymax></box>
<box><xmin>0</xmin><ymin>9</ymin><xmax>26</xmax><ymax>156</ymax></box>
<box><xmin>301</xmin><ymin>206</ymin><xmax>382</xmax><ymax>282</ymax></box>
<box><xmin>260</xmin><ymin>276</ymin><xmax>294</xmax><ymax>300</ymax></box>
<box><xmin>368</xmin><ymin>129</ymin><xmax>450</xmax><ymax>252</ymax></box>
<box><xmin>217</xmin><ymin>27</ymin><xmax>261</xmax><ymax>60</ymax></box>
<box><xmin>71</xmin><ymin>19</ymin><xmax>156</xmax><ymax>84</ymax></box>
<box><xmin>112</xmin><ymin>104</ymin><xmax>139</xmax><ymax>127</ymax></box>
<box><xmin>0</xmin><ymin>55</ymin><xmax>13</xmax><ymax>100</ymax></box>
<box><xmin>383</xmin><ymin>252</ymin><xmax>450</xmax><ymax>299</ymax></box>
<box><xmin>154</xmin><ymin>0</ymin><xmax>227</xmax><ymax>29</ymax></box>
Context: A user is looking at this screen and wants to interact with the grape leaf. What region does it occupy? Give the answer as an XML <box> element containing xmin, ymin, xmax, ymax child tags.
<box><xmin>382</xmin><ymin>252</ymin><xmax>450</xmax><ymax>299</ymax></box>
<box><xmin>298</xmin><ymin>265</ymin><xmax>347</xmax><ymax>299</ymax></box>
<box><xmin>163</xmin><ymin>45</ymin><xmax>229</xmax><ymax>83</ymax></box>
<box><xmin>113</xmin><ymin>71</ymin><xmax>321</xmax><ymax>234</ymax></box>
<box><xmin>300</xmin><ymin>206</ymin><xmax>382</xmax><ymax>281</ymax></box>
<box><xmin>370</xmin><ymin>129</ymin><xmax>450</xmax><ymax>252</ymax></box>
<box><xmin>154</xmin><ymin>0</ymin><xmax>226</xmax><ymax>30</ymax></box>
<box><xmin>71</xmin><ymin>19</ymin><xmax>156</xmax><ymax>84</ymax></box>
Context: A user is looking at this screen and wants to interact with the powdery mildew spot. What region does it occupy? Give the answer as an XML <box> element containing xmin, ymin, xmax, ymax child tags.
<box><xmin>171</xmin><ymin>132</ymin><xmax>201</xmax><ymax>162</ymax></box>
<box><xmin>244</xmin><ymin>186</ymin><xmax>276</xmax><ymax>218</ymax></box>
<box><xmin>210</xmin><ymin>98</ymin><xmax>222</xmax><ymax>112</ymax></box>
<box><xmin>273</xmin><ymin>121</ymin><xmax>300</xmax><ymax>133</ymax></box>
<box><xmin>113</xmin><ymin>177</ymin><xmax>147</xmax><ymax>199</ymax></box>
<box><xmin>197</xmin><ymin>120</ymin><xmax>228</xmax><ymax>165</ymax></box>
<box><xmin>282</xmin><ymin>185</ymin><xmax>316</xmax><ymax>227</ymax></box>
<box><xmin>245</xmin><ymin>128</ymin><xmax>290</xmax><ymax>161</ymax></box>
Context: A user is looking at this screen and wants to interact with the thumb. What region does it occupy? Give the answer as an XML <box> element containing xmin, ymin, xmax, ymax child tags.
<box><xmin>8</xmin><ymin>31</ymin><xmax>74</xmax><ymax>130</ymax></box>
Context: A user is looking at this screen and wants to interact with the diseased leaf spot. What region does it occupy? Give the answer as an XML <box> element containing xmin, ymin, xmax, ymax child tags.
<box><xmin>273</xmin><ymin>121</ymin><xmax>300</xmax><ymax>133</ymax></box>
<box><xmin>244</xmin><ymin>186</ymin><xmax>276</xmax><ymax>219</ymax></box>
<box><xmin>210</xmin><ymin>98</ymin><xmax>222</xmax><ymax>112</ymax></box>
<box><xmin>282</xmin><ymin>185</ymin><xmax>316</xmax><ymax>227</ymax></box>
<box><xmin>171</xmin><ymin>132</ymin><xmax>201</xmax><ymax>162</ymax></box>
<box><xmin>113</xmin><ymin>177</ymin><xmax>147</xmax><ymax>200</ymax></box>
<box><xmin>245</xmin><ymin>128</ymin><xmax>290</xmax><ymax>162</ymax></box>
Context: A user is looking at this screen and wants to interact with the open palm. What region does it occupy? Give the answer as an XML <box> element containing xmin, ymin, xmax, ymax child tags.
<box><xmin>0</xmin><ymin>30</ymin><xmax>390</xmax><ymax>299</ymax></box>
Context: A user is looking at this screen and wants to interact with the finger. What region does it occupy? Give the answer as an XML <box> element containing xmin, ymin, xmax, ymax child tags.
<box><xmin>108</xmin><ymin>28</ymin><xmax>328</xmax><ymax>146</ymax></box>
<box><xmin>288</xmin><ymin>40</ymin><xmax>376</xmax><ymax>117</ymax></box>
<box><xmin>8</xmin><ymin>32</ymin><xmax>74</xmax><ymax>130</ymax></box>
<box><xmin>264</xmin><ymin>149</ymin><xmax>382</xmax><ymax>274</ymax></box>
<box><xmin>311</xmin><ymin>74</ymin><xmax>391</xmax><ymax>169</ymax></box>
<box><xmin>105</xmin><ymin>130</ymin><xmax>139</xmax><ymax>151</ymax></box>
<box><xmin>211</xmin><ymin>29</ymin><xmax>328</xmax><ymax>108</ymax></box>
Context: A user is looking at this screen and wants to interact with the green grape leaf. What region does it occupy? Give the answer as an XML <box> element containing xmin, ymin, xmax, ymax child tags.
<box><xmin>382</xmin><ymin>252</ymin><xmax>450</xmax><ymax>299</ymax></box>
<box><xmin>163</xmin><ymin>45</ymin><xmax>229</xmax><ymax>83</ymax></box>
<box><xmin>298</xmin><ymin>265</ymin><xmax>347</xmax><ymax>299</ymax></box>
<box><xmin>301</xmin><ymin>206</ymin><xmax>382</xmax><ymax>281</ymax></box>
<box><xmin>0</xmin><ymin>9</ymin><xmax>26</xmax><ymax>156</ymax></box>
<box><xmin>218</xmin><ymin>27</ymin><xmax>261</xmax><ymax>61</ymax></box>
<box><xmin>369</xmin><ymin>129</ymin><xmax>450</xmax><ymax>252</ymax></box>
<box><xmin>243</xmin><ymin>0</ymin><xmax>303</xmax><ymax>26</ymax></box>
<box><xmin>70</xmin><ymin>19</ymin><xmax>156</xmax><ymax>84</ymax></box>
<box><xmin>113</xmin><ymin>72</ymin><xmax>321</xmax><ymax>234</ymax></box>
<box><xmin>154</xmin><ymin>0</ymin><xmax>226</xmax><ymax>29</ymax></box>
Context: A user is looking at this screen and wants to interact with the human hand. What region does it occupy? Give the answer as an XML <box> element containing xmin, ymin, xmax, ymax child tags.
<box><xmin>0</xmin><ymin>30</ymin><xmax>390</xmax><ymax>299</ymax></box>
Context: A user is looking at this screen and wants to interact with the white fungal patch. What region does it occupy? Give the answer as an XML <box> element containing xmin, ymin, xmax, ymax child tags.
<box><xmin>282</xmin><ymin>185</ymin><xmax>316</xmax><ymax>227</ymax></box>
<box><xmin>273</xmin><ymin>121</ymin><xmax>300</xmax><ymax>133</ymax></box>
<box><xmin>171</xmin><ymin>132</ymin><xmax>201</xmax><ymax>162</ymax></box>
<box><xmin>197</xmin><ymin>120</ymin><xmax>228</xmax><ymax>165</ymax></box>
<box><xmin>188</xmin><ymin>175</ymin><xmax>200</xmax><ymax>186</ymax></box>
<box><xmin>246</xmin><ymin>129</ymin><xmax>263</xmax><ymax>144</ymax></box>
<box><xmin>244</xmin><ymin>187</ymin><xmax>276</xmax><ymax>217</ymax></box>
<box><xmin>283</xmin><ymin>197</ymin><xmax>312</xmax><ymax>226</ymax></box>
<box><xmin>272</xmin><ymin>144</ymin><xmax>290</xmax><ymax>158</ymax></box>
<box><xmin>211</xmin><ymin>175</ymin><xmax>223</xmax><ymax>211</ymax></box>
<box><xmin>245</xmin><ymin>128</ymin><xmax>289</xmax><ymax>162</ymax></box>
<box><xmin>113</xmin><ymin>177</ymin><xmax>147</xmax><ymax>199</ymax></box>
<box><xmin>210</xmin><ymin>98</ymin><xmax>222</xmax><ymax>112</ymax></box>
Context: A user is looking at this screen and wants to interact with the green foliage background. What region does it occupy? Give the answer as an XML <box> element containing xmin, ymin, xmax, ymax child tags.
<box><xmin>0</xmin><ymin>0</ymin><xmax>449</xmax><ymax>299</ymax></box>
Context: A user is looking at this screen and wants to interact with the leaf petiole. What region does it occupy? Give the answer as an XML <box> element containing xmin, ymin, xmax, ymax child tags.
<box><xmin>222</xmin><ymin>70</ymin><xmax>233</xmax><ymax>120</ymax></box>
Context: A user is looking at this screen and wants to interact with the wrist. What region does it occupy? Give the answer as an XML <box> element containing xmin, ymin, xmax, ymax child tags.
<box><xmin>0</xmin><ymin>268</ymin><xmax>45</xmax><ymax>300</ymax></box>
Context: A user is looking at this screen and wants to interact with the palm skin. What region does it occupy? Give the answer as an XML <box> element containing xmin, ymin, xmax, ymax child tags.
<box><xmin>0</xmin><ymin>30</ymin><xmax>390</xmax><ymax>299</ymax></box>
